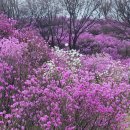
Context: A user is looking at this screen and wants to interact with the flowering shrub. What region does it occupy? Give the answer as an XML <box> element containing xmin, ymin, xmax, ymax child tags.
<box><xmin>0</xmin><ymin>13</ymin><xmax>50</xmax><ymax>86</ymax></box>
<box><xmin>0</xmin><ymin>13</ymin><xmax>16</xmax><ymax>38</ymax></box>
<box><xmin>0</xmin><ymin>37</ymin><xmax>27</xmax><ymax>60</ymax></box>
<box><xmin>0</xmin><ymin>62</ymin><xmax>18</xmax><ymax>129</ymax></box>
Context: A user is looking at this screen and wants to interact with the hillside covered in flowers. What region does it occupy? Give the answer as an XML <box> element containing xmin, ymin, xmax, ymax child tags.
<box><xmin>0</xmin><ymin>9</ymin><xmax>130</xmax><ymax>130</ymax></box>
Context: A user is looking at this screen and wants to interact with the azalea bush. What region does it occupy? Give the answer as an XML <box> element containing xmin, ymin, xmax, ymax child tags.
<box><xmin>0</xmin><ymin>13</ymin><xmax>16</xmax><ymax>38</ymax></box>
<box><xmin>0</xmin><ymin>13</ymin><xmax>50</xmax><ymax>86</ymax></box>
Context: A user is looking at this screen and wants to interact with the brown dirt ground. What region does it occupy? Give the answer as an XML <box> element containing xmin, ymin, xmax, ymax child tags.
<box><xmin>126</xmin><ymin>116</ymin><xmax>130</xmax><ymax>130</ymax></box>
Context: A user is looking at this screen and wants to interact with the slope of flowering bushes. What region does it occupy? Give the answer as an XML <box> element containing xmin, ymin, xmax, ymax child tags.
<box><xmin>1</xmin><ymin>48</ymin><xmax>129</xmax><ymax>130</ymax></box>
<box><xmin>0</xmin><ymin>14</ymin><xmax>130</xmax><ymax>130</ymax></box>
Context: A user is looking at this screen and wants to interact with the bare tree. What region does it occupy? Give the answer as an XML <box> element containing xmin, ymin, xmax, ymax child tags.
<box><xmin>99</xmin><ymin>0</ymin><xmax>112</xmax><ymax>19</ymax></box>
<box><xmin>115</xmin><ymin>0</ymin><xmax>130</xmax><ymax>27</ymax></box>
<box><xmin>0</xmin><ymin>0</ymin><xmax>20</xmax><ymax>19</ymax></box>
<box><xmin>34</xmin><ymin>0</ymin><xmax>66</xmax><ymax>47</ymax></box>
<box><xmin>107</xmin><ymin>0</ymin><xmax>130</xmax><ymax>40</ymax></box>
<box><xmin>60</xmin><ymin>0</ymin><xmax>100</xmax><ymax>49</ymax></box>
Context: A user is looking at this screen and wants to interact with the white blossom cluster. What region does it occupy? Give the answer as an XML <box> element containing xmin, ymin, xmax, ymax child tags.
<box><xmin>54</xmin><ymin>46</ymin><xmax>82</xmax><ymax>71</ymax></box>
<box><xmin>42</xmin><ymin>47</ymin><xmax>83</xmax><ymax>80</ymax></box>
<box><xmin>43</xmin><ymin>60</ymin><xmax>56</xmax><ymax>78</ymax></box>
<box><xmin>67</xmin><ymin>50</ymin><xmax>82</xmax><ymax>71</ymax></box>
